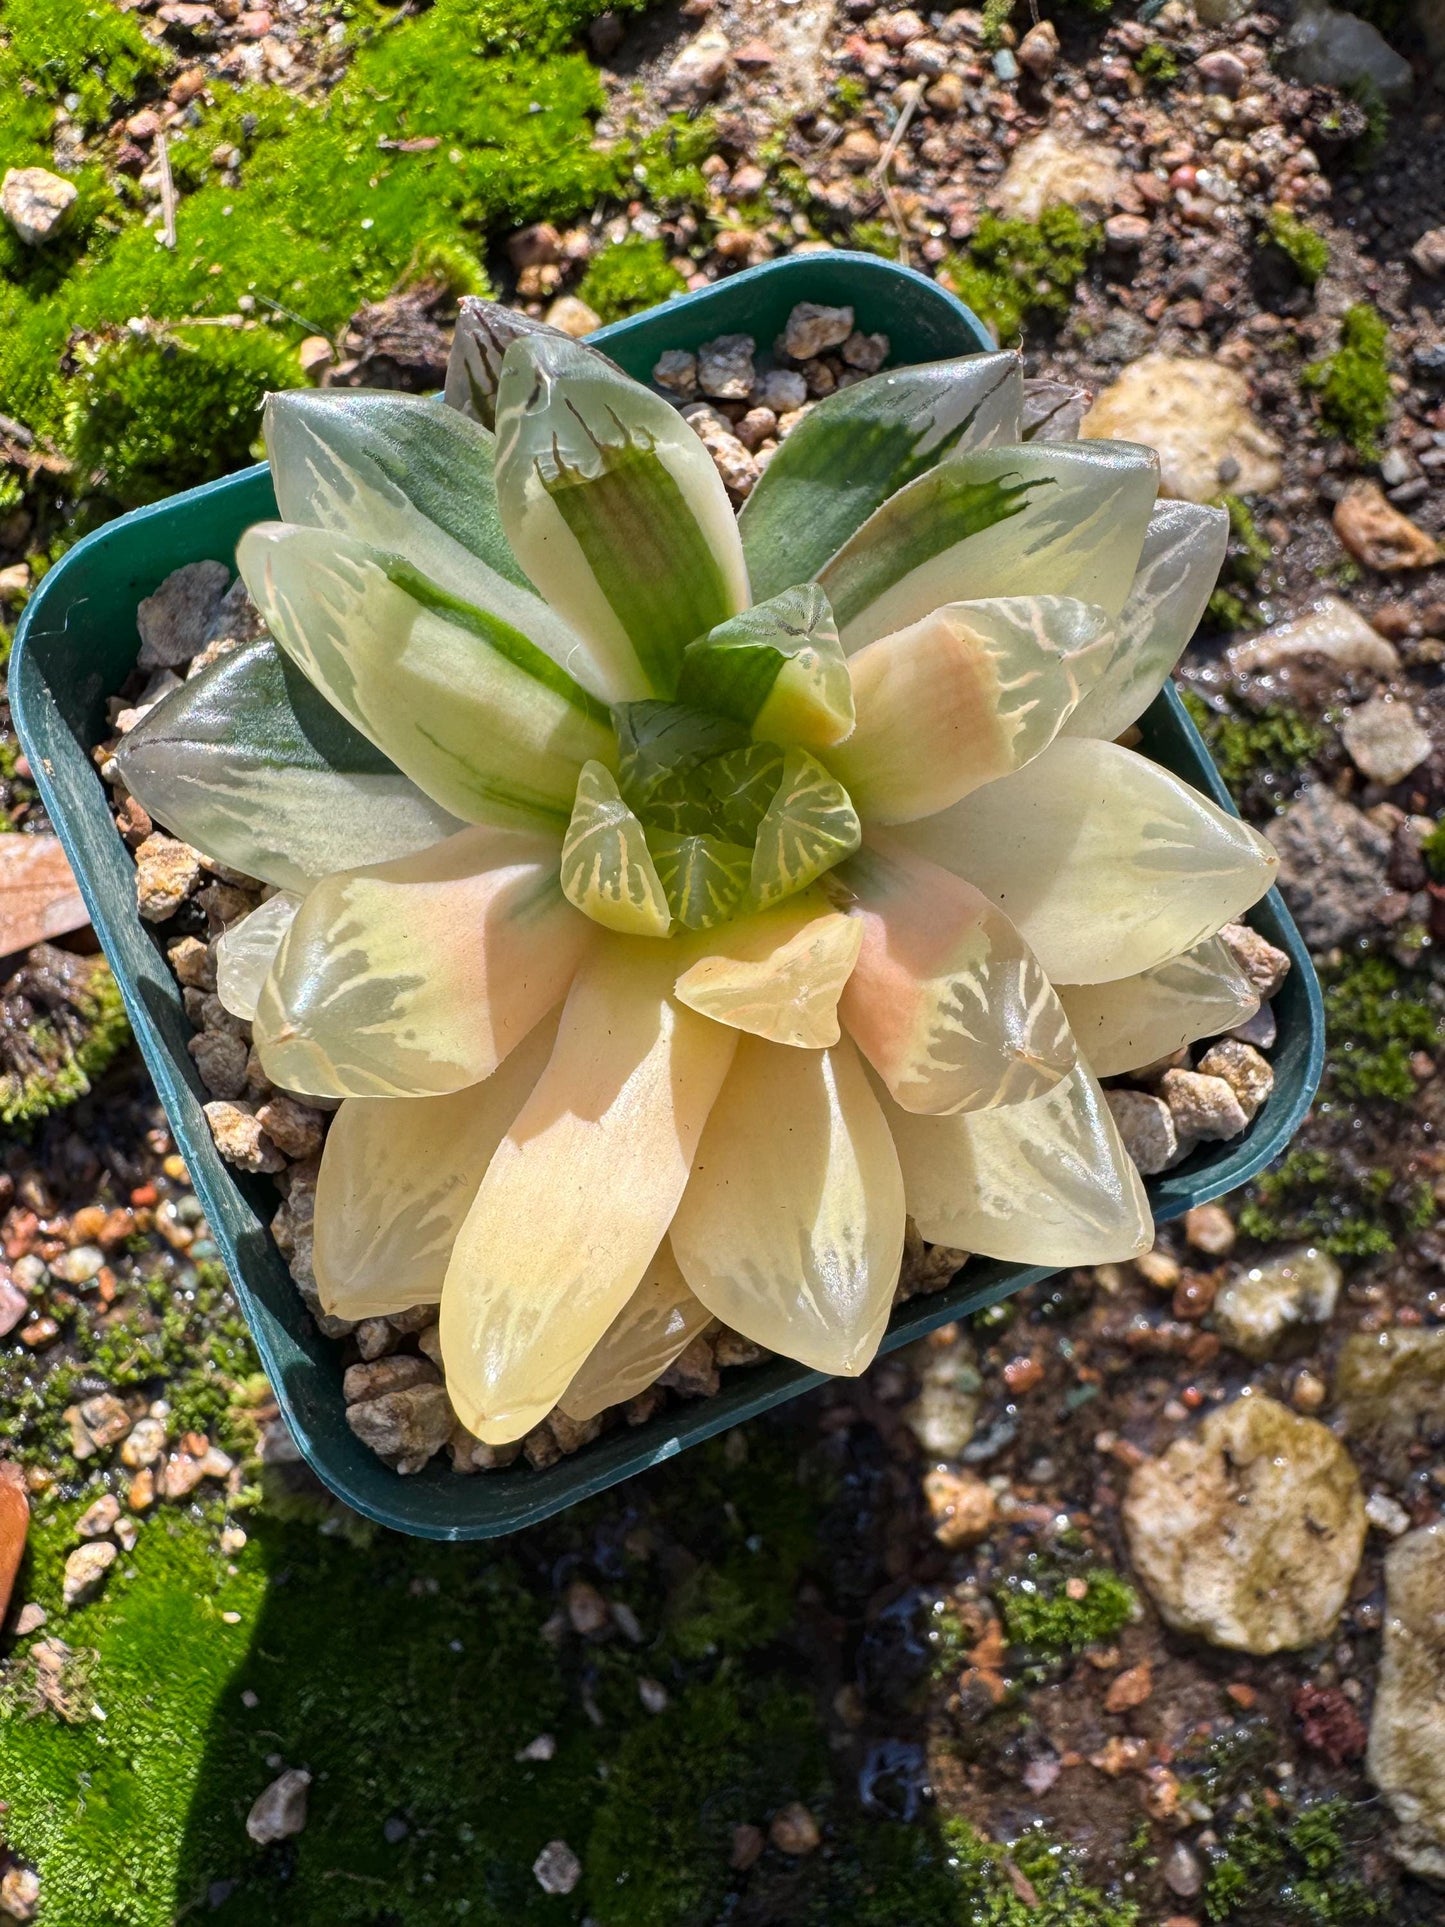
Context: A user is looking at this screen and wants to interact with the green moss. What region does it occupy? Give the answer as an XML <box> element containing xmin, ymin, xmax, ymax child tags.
<box><xmin>0</xmin><ymin>959</ymin><xmax>132</xmax><ymax>1127</ymax></box>
<box><xmin>576</xmin><ymin>236</ymin><xmax>686</xmax><ymax>325</ymax></box>
<box><xmin>1221</xmin><ymin>492</ymin><xmax>1272</xmax><ymax>583</ymax></box>
<box><xmin>1420</xmin><ymin>816</ymin><xmax>1445</xmax><ymax>881</ymax></box>
<box><xmin>1181</xmin><ymin>690</ymin><xmax>1324</xmax><ymax>799</ymax></box>
<box><xmin>1205</xmin><ymin>586</ymin><xmax>1254</xmax><ymax>632</ymax></box>
<box><xmin>1203</xmin><ymin>1797</ymin><xmax>1386</xmax><ymax>1925</ymax></box>
<box><xmin>1302</xmin><ymin>303</ymin><xmax>1392</xmax><ymax>460</ymax></box>
<box><xmin>1000</xmin><ymin>1562</ymin><xmax>1137</xmax><ymax>1656</ymax></box>
<box><xmin>1323</xmin><ymin>951</ymin><xmax>1440</xmax><ymax>1103</ymax></box>
<box><xmin>849</xmin><ymin>218</ymin><xmax>905</xmax><ymax>261</ymax></box>
<box><xmin>945</xmin><ymin>206</ymin><xmax>1101</xmax><ymax>344</ymax></box>
<box><xmin>1262</xmin><ymin>207</ymin><xmax>1331</xmax><ymax>288</ymax></box>
<box><xmin>1135</xmin><ymin>42</ymin><xmax>1179</xmax><ymax>84</ymax></box>
<box><xmin>1238</xmin><ymin>1142</ymin><xmax>1432</xmax><ymax>1256</ymax></box>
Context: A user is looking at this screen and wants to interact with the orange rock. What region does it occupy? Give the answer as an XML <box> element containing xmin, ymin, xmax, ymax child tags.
<box><xmin>1105</xmin><ymin>1661</ymin><xmax>1154</xmax><ymax>1712</ymax></box>
<box><xmin>1333</xmin><ymin>483</ymin><xmax>1441</xmax><ymax>573</ymax></box>
<box><xmin>0</xmin><ymin>835</ymin><xmax>88</xmax><ymax>959</ymax></box>
<box><xmin>0</xmin><ymin>1460</ymin><xmax>30</xmax><ymax>1624</ymax></box>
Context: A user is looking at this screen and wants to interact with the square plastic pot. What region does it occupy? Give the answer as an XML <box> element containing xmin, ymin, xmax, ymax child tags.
<box><xmin>11</xmin><ymin>252</ymin><xmax>1325</xmax><ymax>1539</ymax></box>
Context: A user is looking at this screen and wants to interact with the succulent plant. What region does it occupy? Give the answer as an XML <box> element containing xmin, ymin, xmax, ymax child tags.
<box><xmin>118</xmin><ymin>305</ymin><xmax>1276</xmax><ymax>1449</ymax></box>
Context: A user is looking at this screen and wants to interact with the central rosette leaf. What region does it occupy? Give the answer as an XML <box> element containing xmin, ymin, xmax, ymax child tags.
<box><xmin>559</xmin><ymin>584</ymin><xmax>863</xmax><ymax>936</ymax></box>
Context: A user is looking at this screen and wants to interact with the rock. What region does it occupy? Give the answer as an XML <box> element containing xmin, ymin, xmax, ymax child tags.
<box><xmin>754</xmin><ymin>368</ymin><xmax>808</xmax><ymax>413</ymax></box>
<box><xmin>1105</xmin><ymin>1660</ymin><xmax>1154</xmax><ymax>1712</ymax></box>
<box><xmin>1213</xmin><ymin>1248</ymin><xmax>1342</xmax><ymax>1359</ymax></box>
<box><xmin>1367</xmin><ymin>1489</ymin><xmax>1411</xmax><ymax>1536</ymax></box>
<box><xmin>255</xmin><ymin>1094</ymin><xmax>326</xmax><ymax>1160</ymax></box>
<box><xmin>542</xmin><ymin>295</ymin><xmax>600</xmax><ymax>339</ymax></box>
<box><xmin>1104</xmin><ymin>1088</ymin><xmax>1178</xmax><ymax>1175</ymax></box>
<box><xmin>204</xmin><ymin>1099</ymin><xmax>285</xmax><ymax>1174</ymax></box>
<box><xmin>696</xmin><ymin>332</ymin><xmax>756</xmax><ymax>400</ymax></box>
<box><xmin>1334</xmin><ymin>483</ymin><xmax>1441</xmax><ymax>573</ymax></box>
<box><xmin>769</xmin><ymin>1802</ymin><xmax>822</xmax><ymax>1855</ymax></box>
<box><xmin>1267</xmin><ymin>784</ymin><xmax>1392</xmax><ymax>948</ymax></box>
<box><xmin>120</xmin><ymin>1415</ymin><xmax>167</xmax><ymax>1468</ymax></box>
<box><xmin>345</xmin><ymin>1384</ymin><xmax>454</xmax><ymax>1468</ymax></box>
<box><xmin>903</xmin><ymin>1331</ymin><xmax>979</xmax><ymax>1456</ymax></box>
<box><xmin>1159</xmin><ymin>1069</ymin><xmax>1249</xmax><ymax>1143</ymax></box>
<box><xmin>841</xmin><ymin>329</ymin><xmax>889</xmax><ymax>373</ymax></box>
<box><xmin>923</xmin><ymin>1466</ymin><xmax>997</xmax><ymax>1548</ymax></box>
<box><xmin>62</xmin><ymin>1540</ymin><xmax>117</xmax><ymax>1609</ymax></box>
<box><xmin>1083</xmin><ymin>355</ymin><xmax>1281</xmax><ymax>502</ymax></box>
<box><xmin>245</xmin><ymin>1767</ymin><xmax>311</xmax><ymax>1845</ymax></box>
<box><xmin>506</xmin><ymin>221</ymin><xmax>561</xmax><ymax>269</ymax></box>
<box><xmin>1104</xmin><ymin>213</ymin><xmax>1151</xmax><ymax>250</ymax></box>
<box><xmin>782</xmin><ymin>301</ymin><xmax>854</xmax><ymax>360</ymax></box>
<box><xmin>1195</xmin><ymin>48</ymin><xmax>1247</xmax><ymax>94</ymax></box>
<box><xmin>1412</xmin><ymin>227</ymin><xmax>1445</xmax><ymax>276</ymax></box>
<box><xmin>342</xmin><ymin>1355</ymin><xmax>436</xmax><ymax>1402</ymax></box>
<box><xmin>730</xmin><ymin>1822</ymin><xmax>766</xmax><ymax>1871</ymax></box>
<box><xmin>1</xmin><ymin>166</ymin><xmax>78</xmax><ymax>245</ymax></box>
<box><xmin>1368</xmin><ymin>1524</ymin><xmax>1445</xmax><ymax>1878</ymax></box>
<box><xmin>136</xmin><ymin>560</ymin><xmax>231</xmax><ymax>669</ymax></box>
<box><xmin>0</xmin><ymin>1462</ymin><xmax>29</xmax><ymax>1627</ymax></box>
<box><xmin>75</xmin><ymin>1493</ymin><xmax>122</xmax><ymax>1540</ymax></box>
<box><xmin>188</xmin><ymin>1028</ymin><xmax>250</xmax><ymax>1099</ymax></box>
<box><xmin>1163</xmin><ymin>1840</ymin><xmax>1203</xmax><ymax>1898</ymax></box>
<box><xmin>1217</xmin><ymin>922</ymin><xmax>1291</xmax><ymax>1000</ymax></box>
<box><xmin>1017</xmin><ymin>18</ymin><xmax>1059</xmax><ymax>77</ymax></box>
<box><xmin>297</xmin><ymin>335</ymin><xmax>333</xmax><ymax>378</ymax></box>
<box><xmin>652</xmin><ymin>349</ymin><xmax>697</xmax><ymax>398</ymax></box>
<box><xmin>0</xmin><ymin>835</ymin><xmax>89</xmax><ymax>957</ymax></box>
<box><xmin>1195</xmin><ymin>1039</ymin><xmax>1274</xmax><ymax>1121</ymax></box>
<box><xmin>1226</xmin><ymin>596</ymin><xmax>1401</xmax><ymax>679</ymax></box>
<box><xmin>660</xmin><ymin>28</ymin><xmax>733</xmax><ymax>105</ymax></box>
<box><xmin>78</xmin><ymin>1393</ymin><xmax>131</xmax><ymax>1450</ymax></box>
<box><xmin>682</xmin><ymin>406</ymin><xmax>759</xmax><ymax>500</ymax></box>
<box><xmin>838</xmin><ymin>126</ymin><xmax>882</xmax><ymax>171</ymax></box>
<box><xmin>0</xmin><ymin>1865</ymin><xmax>40</xmax><ymax>1923</ymax></box>
<box><xmin>1280</xmin><ymin>0</ymin><xmax>1413</xmax><ymax>99</ymax></box>
<box><xmin>992</xmin><ymin>127</ymin><xmax>1127</xmax><ymax>223</ymax></box>
<box><xmin>13</xmin><ymin>1602</ymin><xmax>45</xmax><ymax>1636</ymax></box>
<box><xmin>1336</xmin><ymin>1327</ymin><xmax>1445</xmax><ymax>1478</ymax></box>
<box><xmin>1183</xmin><ymin>1202</ymin><xmax>1236</xmax><ymax>1256</ymax></box>
<box><xmin>1340</xmin><ymin>694</ymin><xmax>1433</xmax><ymax>785</ymax></box>
<box><xmin>51</xmin><ymin>1245</ymin><xmax>104</xmax><ymax>1290</ymax></box>
<box><xmin>134</xmin><ymin>832</ymin><xmax>203</xmax><ymax>922</ymax></box>
<box><xmin>532</xmin><ymin>1840</ymin><xmax>582</xmax><ymax>1896</ymax></box>
<box><xmin>1123</xmin><ymin>1394</ymin><xmax>1366</xmax><ymax>1653</ymax></box>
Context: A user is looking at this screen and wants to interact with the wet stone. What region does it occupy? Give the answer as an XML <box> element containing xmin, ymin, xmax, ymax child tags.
<box><xmin>1213</xmin><ymin>1247</ymin><xmax>1342</xmax><ymax>1359</ymax></box>
<box><xmin>1336</xmin><ymin>1327</ymin><xmax>1445</xmax><ymax>1478</ymax></box>
<box><xmin>1340</xmin><ymin>694</ymin><xmax>1433</xmax><ymax>786</ymax></box>
<box><xmin>62</xmin><ymin>1540</ymin><xmax>117</xmax><ymax>1609</ymax></box>
<box><xmin>532</xmin><ymin>1840</ymin><xmax>582</xmax><ymax>1895</ymax></box>
<box><xmin>1369</xmin><ymin>1523</ymin><xmax>1445</xmax><ymax>1879</ymax></box>
<box><xmin>1267</xmin><ymin>785</ymin><xmax>1392</xmax><ymax>949</ymax></box>
<box><xmin>1104</xmin><ymin>1088</ymin><xmax>1178</xmax><ymax>1174</ymax></box>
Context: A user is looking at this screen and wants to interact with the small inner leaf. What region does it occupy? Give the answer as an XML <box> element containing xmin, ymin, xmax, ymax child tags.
<box><xmin>614</xmin><ymin>701</ymin><xmax>747</xmax><ymax>818</ymax></box>
<box><xmin>649</xmin><ymin>830</ymin><xmax>753</xmax><ymax>932</ymax></box>
<box><xmin>676</xmin><ymin>583</ymin><xmax>855</xmax><ymax>749</ymax></box>
<box><xmin>750</xmin><ymin>748</ymin><xmax>862</xmax><ymax>910</ymax></box>
<box><xmin>703</xmin><ymin>741</ymin><xmax>787</xmax><ymax>843</ymax></box>
<box><xmin>560</xmin><ymin>761</ymin><xmax>671</xmax><ymax>937</ymax></box>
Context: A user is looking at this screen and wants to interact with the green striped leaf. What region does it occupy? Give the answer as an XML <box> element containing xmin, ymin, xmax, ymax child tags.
<box><xmin>238</xmin><ymin>521</ymin><xmax>614</xmax><ymax>832</ymax></box>
<box><xmin>494</xmin><ymin>334</ymin><xmax>749</xmax><ymax>701</ymax></box>
<box><xmin>749</xmin><ymin>747</ymin><xmax>861</xmax><ymax>909</ymax></box>
<box><xmin>739</xmin><ymin>354</ymin><xmax>1023</xmax><ymax>601</ymax></box>
<box><xmin>115</xmin><ymin>636</ymin><xmax>460</xmax><ymax>892</ymax></box>
<box><xmin>704</xmin><ymin>741</ymin><xmax>787</xmax><ymax>843</ymax></box>
<box><xmin>443</xmin><ymin>299</ymin><xmax>570</xmax><ymax>431</ymax></box>
<box><xmin>818</xmin><ymin>440</ymin><xmax>1160</xmax><ymax>652</ymax></box>
<box><xmin>676</xmin><ymin>584</ymin><xmax>854</xmax><ymax>749</ymax></box>
<box><xmin>614</xmin><ymin>701</ymin><xmax>747</xmax><ymax>824</ymax></box>
<box><xmin>559</xmin><ymin>761</ymin><xmax>671</xmax><ymax>937</ymax></box>
<box><xmin>649</xmin><ymin>829</ymin><xmax>753</xmax><ymax>932</ymax></box>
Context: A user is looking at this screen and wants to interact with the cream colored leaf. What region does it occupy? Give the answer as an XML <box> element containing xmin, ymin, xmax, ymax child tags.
<box><xmin>896</xmin><ymin>738</ymin><xmax>1278</xmax><ymax>984</ymax></box>
<box><xmin>215</xmin><ymin>891</ymin><xmax>303</xmax><ymax>1022</ymax></box>
<box><xmin>749</xmin><ymin>747</ymin><xmax>861</xmax><ymax>910</ymax></box>
<box><xmin>439</xmin><ymin>939</ymin><xmax>737</xmax><ymax>1442</ymax></box>
<box><xmin>1058</xmin><ymin>935</ymin><xmax>1260</xmax><ymax>1078</ymax></box>
<box><xmin>557</xmin><ymin>1240</ymin><xmax>713</xmax><ymax>1422</ymax></box>
<box><xmin>672</xmin><ymin>894</ymin><xmax>864</xmax><ymax>1048</ymax></box>
<box><xmin>560</xmin><ymin>761</ymin><xmax>672</xmax><ymax>936</ymax></box>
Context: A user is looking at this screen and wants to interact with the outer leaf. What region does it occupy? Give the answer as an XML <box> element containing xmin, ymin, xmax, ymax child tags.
<box><xmin>898</xmin><ymin>738</ymin><xmax>1278</xmax><ymax>984</ymax></box>
<box><xmin>115</xmin><ymin>637</ymin><xmax>461</xmax><ymax>892</ymax></box>
<box><xmin>672</xmin><ymin>893</ymin><xmax>864</xmax><ymax>1047</ymax></box>
<box><xmin>1058</xmin><ymin>935</ymin><xmax>1260</xmax><ymax>1078</ymax></box>
<box><xmin>879</xmin><ymin>1064</ymin><xmax>1153</xmax><ymax>1265</ymax></box>
<box><xmin>1021</xmin><ymin>377</ymin><xmax>1088</xmax><ymax>442</ymax></box>
<box><xmin>670</xmin><ymin>1033</ymin><xmax>906</xmax><ymax>1377</ymax></box>
<box><xmin>494</xmin><ymin>333</ymin><xmax>749</xmax><ymax>700</ymax></box>
<box><xmin>676</xmin><ymin>583</ymin><xmax>854</xmax><ymax>750</ymax></box>
<box><xmin>837</xmin><ymin>835</ymin><xmax>1075</xmax><ymax>1115</ymax></box>
<box><xmin>649</xmin><ymin>830</ymin><xmax>753</xmax><ymax>932</ymax></box>
<box><xmin>740</xmin><ymin>354</ymin><xmax>1023</xmax><ymax>600</ymax></box>
<box><xmin>560</xmin><ymin>761</ymin><xmax>671</xmax><ymax>936</ymax></box>
<box><xmin>818</xmin><ymin>440</ymin><xmax>1159</xmax><ymax>652</ymax></box>
<box><xmin>1063</xmin><ymin>501</ymin><xmax>1229</xmax><ymax>742</ymax></box>
<box><xmin>557</xmin><ymin>1240</ymin><xmax>713</xmax><ymax>1423</ymax></box>
<box><xmin>439</xmin><ymin>938</ymin><xmax>738</xmax><ymax>1443</ymax></box>
<box><xmin>749</xmin><ymin>747</ymin><xmax>861</xmax><ymax>909</ymax></box>
<box><xmin>215</xmin><ymin>891</ymin><xmax>303</xmax><ymax>1022</ymax></box>
<box><xmin>264</xmin><ymin>389</ymin><xmax>589</xmax><ymax>683</ymax></box>
<box><xmin>826</xmin><ymin>596</ymin><xmax>1112</xmax><ymax>826</ymax></box>
<box><xmin>254</xmin><ymin>824</ymin><xmax>591</xmax><ymax>1098</ymax></box>
<box><xmin>312</xmin><ymin>1013</ymin><xmax>559</xmax><ymax>1321</ymax></box>
<box><xmin>239</xmin><ymin>522</ymin><xmax>613</xmax><ymax>831</ymax></box>
<box><xmin>443</xmin><ymin>299</ymin><xmax>571</xmax><ymax>430</ymax></box>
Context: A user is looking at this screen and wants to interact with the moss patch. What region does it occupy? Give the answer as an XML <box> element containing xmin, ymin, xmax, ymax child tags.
<box><xmin>1203</xmin><ymin>1796</ymin><xmax>1387</xmax><ymax>1924</ymax></box>
<box><xmin>1181</xmin><ymin>690</ymin><xmax>1324</xmax><ymax>803</ymax></box>
<box><xmin>577</xmin><ymin>236</ymin><xmax>686</xmax><ymax>325</ymax></box>
<box><xmin>1322</xmin><ymin>950</ymin><xmax>1440</xmax><ymax>1104</ymax></box>
<box><xmin>1236</xmin><ymin>1145</ymin><xmax>1430</xmax><ymax>1258</ymax></box>
<box><xmin>1000</xmin><ymin>1562</ymin><xmax>1137</xmax><ymax>1656</ymax></box>
<box><xmin>1302</xmin><ymin>304</ymin><xmax>1392</xmax><ymax>460</ymax></box>
<box><xmin>1261</xmin><ymin>207</ymin><xmax>1331</xmax><ymax>288</ymax></box>
<box><xmin>944</xmin><ymin>206</ymin><xmax>1101</xmax><ymax>344</ymax></box>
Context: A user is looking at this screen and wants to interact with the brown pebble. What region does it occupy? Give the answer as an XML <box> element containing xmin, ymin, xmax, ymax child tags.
<box><xmin>729</xmin><ymin>1823</ymin><xmax>765</xmax><ymax>1871</ymax></box>
<box><xmin>1183</xmin><ymin>1203</ymin><xmax>1235</xmax><ymax>1257</ymax></box>
<box><xmin>1104</xmin><ymin>1661</ymin><xmax>1153</xmax><ymax>1713</ymax></box>
<box><xmin>768</xmin><ymin>1801</ymin><xmax>821</xmax><ymax>1855</ymax></box>
<box><xmin>565</xmin><ymin>1579</ymin><xmax>610</xmax><ymax>1638</ymax></box>
<box><xmin>1002</xmin><ymin>1354</ymin><xmax>1044</xmax><ymax>1394</ymax></box>
<box><xmin>0</xmin><ymin>1462</ymin><xmax>30</xmax><ymax>1626</ymax></box>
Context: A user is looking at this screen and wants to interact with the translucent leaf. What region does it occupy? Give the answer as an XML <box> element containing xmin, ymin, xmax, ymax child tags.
<box><xmin>827</xmin><ymin>596</ymin><xmax>1112</xmax><ymax>826</ymax></box>
<box><xmin>740</xmin><ymin>353</ymin><xmax>1023</xmax><ymax>601</ymax></box>
<box><xmin>1021</xmin><ymin>378</ymin><xmax>1088</xmax><ymax>442</ymax></box>
<box><xmin>254</xmin><ymin>825</ymin><xmax>591</xmax><ymax>1098</ymax></box>
<box><xmin>673</xmin><ymin>894</ymin><xmax>863</xmax><ymax>1047</ymax></box>
<box><xmin>313</xmin><ymin>1013</ymin><xmax>559</xmax><ymax>1321</ymax></box>
<box><xmin>557</xmin><ymin>1240</ymin><xmax>713</xmax><ymax>1423</ymax></box>
<box><xmin>215</xmin><ymin>891</ymin><xmax>303</xmax><ymax>1022</ymax></box>
<box><xmin>238</xmin><ymin>522</ymin><xmax>613</xmax><ymax>831</ymax></box>
<box><xmin>649</xmin><ymin>830</ymin><xmax>753</xmax><ymax>932</ymax></box>
<box><xmin>443</xmin><ymin>299</ymin><xmax>572</xmax><ymax>431</ymax></box>
<box><xmin>676</xmin><ymin>583</ymin><xmax>854</xmax><ymax>749</ymax></box>
<box><xmin>614</xmin><ymin>701</ymin><xmax>746</xmax><ymax>822</ymax></box>
<box><xmin>494</xmin><ymin>333</ymin><xmax>749</xmax><ymax>700</ymax></box>
<box><xmin>670</xmin><ymin>1033</ymin><xmax>905</xmax><ymax>1376</ymax></box>
<box><xmin>749</xmin><ymin>747</ymin><xmax>861</xmax><ymax>909</ymax></box>
<box><xmin>1063</xmin><ymin>501</ymin><xmax>1229</xmax><ymax>742</ymax></box>
<box><xmin>560</xmin><ymin>761</ymin><xmax>671</xmax><ymax>937</ymax></box>
<box><xmin>115</xmin><ymin>637</ymin><xmax>461</xmax><ymax>892</ymax></box>
<box><xmin>818</xmin><ymin>440</ymin><xmax>1159</xmax><ymax>652</ymax></box>
<box><xmin>837</xmin><ymin>835</ymin><xmax>1075</xmax><ymax>1115</ymax></box>
<box><xmin>1058</xmin><ymin>935</ymin><xmax>1260</xmax><ymax>1078</ymax></box>
<box><xmin>897</xmin><ymin>738</ymin><xmax>1278</xmax><ymax>984</ymax></box>
<box><xmin>439</xmin><ymin>938</ymin><xmax>738</xmax><ymax>1443</ymax></box>
<box><xmin>878</xmin><ymin>1064</ymin><xmax>1153</xmax><ymax>1266</ymax></box>
<box><xmin>704</xmin><ymin>741</ymin><xmax>786</xmax><ymax>843</ymax></box>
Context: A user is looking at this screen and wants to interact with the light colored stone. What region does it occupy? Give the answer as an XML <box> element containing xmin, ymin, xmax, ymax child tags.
<box><xmin>542</xmin><ymin>295</ymin><xmax>600</xmax><ymax>339</ymax></box>
<box><xmin>1369</xmin><ymin>1524</ymin><xmax>1445</xmax><ymax>1878</ymax></box>
<box><xmin>255</xmin><ymin>1094</ymin><xmax>326</xmax><ymax>1160</ymax></box>
<box><xmin>345</xmin><ymin>1384</ymin><xmax>454</xmax><ymax>1468</ymax></box>
<box><xmin>0</xmin><ymin>1865</ymin><xmax>40</xmax><ymax>1923</ymax></box>
<box><xmin>0</xmin><ymin>835</ymin><xmax>88</xmax><ymax>956</ymax></box>
<box><xmin>533</xmin><ymin>1841</ymin><xmax>581</xmax><ymax>1895</ymax></box>
<box><xmin>659</xmin><ymin>28</ymin><xmax>733</xmax><ymax>106</ymax></box>
<box><xmin>188</xmin><ymin>1028</ymin><xmax>250</xmax><ymax>1099</ymax></box>
<box><xmin>134</xmin><ymin>832</ymin><xmax>203</xmax><ymax>922</ymax></box>
<box><xmin>652</xmin><ymin>349</ymin><xmax>697</xmax><ymax>397</ymax></box>
<box><xmin>753</xmin><ymin>368</ymin><xmax>807</xmax><ymax>413</ymax></box>
<box><xmin>203</xmin><ymin>1099</ymin><xmax>285</xmax><ymax>1174</ymax></box>
<box><xmin>1412</xmin><ymin>227</ymin><xmax>1445</xmax><ymax>276</ymax></box>
<box><xmin>1213</xmin><ymin>1247</ymin><xmax>1342</xmax><ymax>1359</ymax></box>
<box><xmin>1159</xmin><ymin>1069</ymin><xmax>1248</xmax><ymax>1143</ymax></box>
<box><xmin>1195</xmin><ymin>1039</ymin><xmax>1274</xmax><ymax>1121</ymax></box>
<box><xmin>1336</xmin><ymin>1327</ymin><xmax>1445</xmax><ymax>1478</ymax></box>
<box><xmin>991</xmin><ymin>127</ymin><xmax>1127</xmax><ymax>223</ymax></box>
<box><xmin>1334</xmin><ymin>483</ymin><xmax>1441</xmax><ymax>573</ymax></box>
<box><xmin>1123</xmin><ymin>1393</ymin><xmax>1366</xmax><ymax>1653</ymax></box>
<box><xmin>682</xmin><ymin>406</ymin><xmax>760</xmax><ymax>500</ymax></box>
<box><xmin>245</xmin><ymin>1767</ymin><xmax>311</xmax><ymax>1845</ymax></box>
<box><xmin>782</xmin><ymin>300</ymin><xmax>854</xmax><ymax>360</ymax></box>
<box><xmin>1104</xmin><ymin>1088</ymin><xmax>1178</xmax><ymax>1174</ymax></box>
<box><xmin>1</xmin><ymin>166</ymin><xmax>78</xmax><ymax>245</ymax></box>
<box><xmin>136</xmin><ymin>560</ymin><xmax>230</xmax><ymax>669</ymax></box>
<box><xmin>1226</xmin><ymin>596</ymin><xmax>1400</xmax><ymax>679</ymax></box>
<box><xmin>1017</xmin><ymin>18</ymin><xmax>1059</xmax><ymax>76</ymax></box>
<box><xmin>903</xmin><ymin>1330</ymin><xmax>979</xmax><ymax>1457</ymax></box>
<box><xmin>1340</xmin><ymin>694</ymin><xmax>1433</xmax><ymax>785</ymax></box>
<box><xmin>62</xmin><ymin>1540</ymin><xmax>117</xmax><ymax>1608</ymax></box>
<box><xmin>75</xmin><ymin>1494</ymin><xmax>121</xmax><ymax>1540</ymax></box>
<box><xmin>1280</xmin><ymin>0</ymin><xmax>1414</xmax><ymax>98</ymax></box>
<box><xmin>1217</xmin><ymin>923</ymin><xmax>1291</xmax><ymax>1000</ymax></box>
<box><xmin>696</xmin><ymin>332</ymin><xmax>755</xmax><ymax>400</ymax></box>
<box><xmin>1083</xmin><ymin>354</ymin><xmax>1281</xmax><ymax>503</ymax></box>
<box><xmin>1183</xmin><ymin>1202</ymin><xmax>1235</xmax><ymax>1256</ymax></box>
<box><xmin>769</xmin><ymin>1802</ymin><xmax>822</xmax><ymax>1855</ymax></box>
<box><xmin>923</xmin><ymin>1466</ymin><xmax>997</xmax><ymax>1548</ymax></box>
<box><xmin>1267</xmin><ymin>784</ymin><xmax>1391</xmax><ymax>948</ymax></box>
